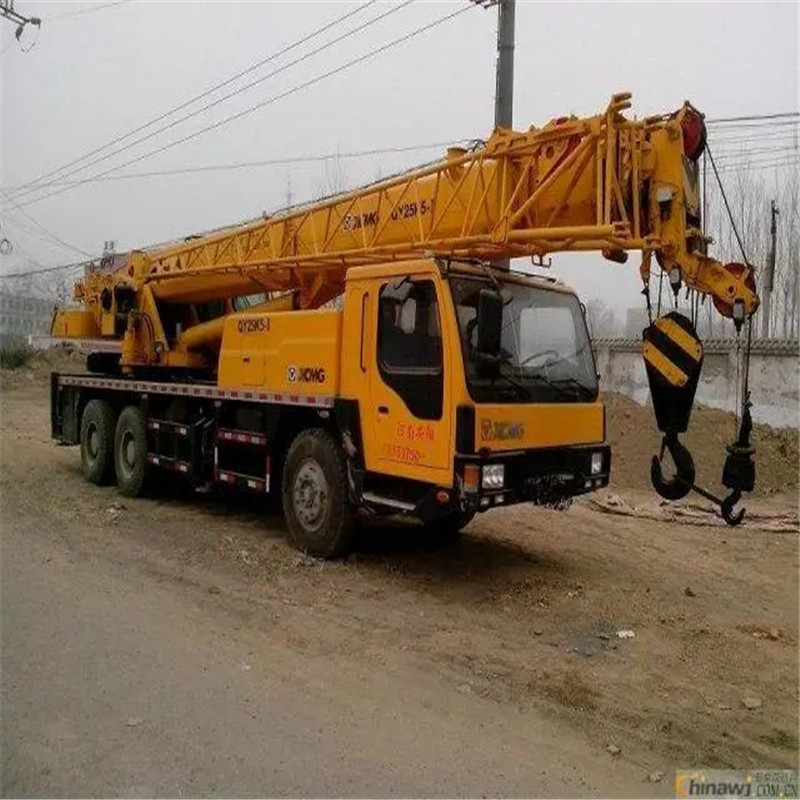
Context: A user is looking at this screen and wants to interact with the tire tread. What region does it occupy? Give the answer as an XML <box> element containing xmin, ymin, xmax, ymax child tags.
<box><xmin>80</xmin><ymin>399</ymin><xmax>116</xmax><ymax>485</ymax></box>
<box><xmin>282</xmin><ymin>428</ymin><xmax>353</xmax><ymax>559</ymax></box>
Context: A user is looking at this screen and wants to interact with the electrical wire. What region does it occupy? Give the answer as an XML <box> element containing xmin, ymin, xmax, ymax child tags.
<box><xmin>2</xmin><ymin>140</ymin><xmax>471</xmax><ymax>191</ymax></box>
<box><xmin>0</xmin><ymin>139</ymin><xmax>473</xmax><ymax>279</ymax></box>
<box><xmin>716</xmin><ymin>158</ymin><xmax>800</xmax><ymax>173</ymax></box>
<box><xmin>8</xmin><ymin>0</ymin><xmax>379</xmax><ymax>198</ymax></box>
<box><xmin>48</xmin><ymin>0</ymin><xmax>133</xmax><ymax>22</ymax></box>
<box><xmin>0</xmin><ymin>192</ymin><xmax>93</xmax><ymax>256</ymax></box>
<box><xmin>11</xmin><ymin>2</ymin><xmax>477</xmax><ymax>212</ymax></box>
<box><xmin>0</xmin><ymin>212</ymin><xmax>89</xmax><ymax>258</ymax></box>
<box><xmin>709</xmin><ymin>128</ymin><xmax>799</xmax><ymax>146</ymax></box>
<box><xmin>9</xmin><ymin>0</ymin><xmax>411</xmax><ymax>201</ymax></box>
<box><xmin>712</xmin><ymin>144</ymin><xmax>800</xmax><ymax>161</ymax></box>
<box><xmin>1</xmin><ymin>256</ymin><xmax>96</xmax><ymax>279</ymax></box>
<box><xmin>704</xmin><ymin>119</ymin><xmax>800</xmax><ymax>133</ymax></box>
<box><xmin>706</xmin><ymin>112</ymin><xmax>799</xmax><ymax>124</ymax></box>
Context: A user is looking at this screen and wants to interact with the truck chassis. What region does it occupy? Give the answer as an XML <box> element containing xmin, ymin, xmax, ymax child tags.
<box><xmin>51</xmin><ymin>371</ymin><xmax>610</xmax><ymax>558</ymax></box>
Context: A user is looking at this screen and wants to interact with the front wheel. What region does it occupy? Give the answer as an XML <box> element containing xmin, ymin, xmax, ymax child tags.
<box><xmin>282</xmin><ymin>429</ymin><xmax>353</xmax><ymax>559</ymax></box>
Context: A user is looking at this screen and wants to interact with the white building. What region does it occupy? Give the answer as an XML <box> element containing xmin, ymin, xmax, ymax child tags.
<box><xmin>0</xmin><ymin>291</ymin><xmax>53</xmax><ymax>345</ymax></box>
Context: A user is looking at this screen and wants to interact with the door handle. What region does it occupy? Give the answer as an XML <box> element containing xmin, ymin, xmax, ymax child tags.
<box><xmin>378</xmin><ymin>405</ymin><xmax>389</xmax><ymax>414</ymax></box>
<box><xmin>360</xmin><ymin>292</ymin><xmax>368</xmax><ymax>373</ymax></box>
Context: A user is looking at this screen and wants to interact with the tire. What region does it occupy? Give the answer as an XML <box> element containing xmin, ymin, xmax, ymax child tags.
<box><xmin>282</xmin><ymin>428</ymin><xmax>353</xmax><ymax>559</ymax></box>
<box><xmin>114</xmin><ymin>405</ymin><xmax>150</xmax><ymax>498</ymax></box>
<box><xmin>80</xmin><ymin>399</ymin><xmax>116</xmax><ymax>485</ymax></box>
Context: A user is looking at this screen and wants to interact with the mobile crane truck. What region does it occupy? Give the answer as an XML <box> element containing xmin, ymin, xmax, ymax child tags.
<box><xmin>50</xmin><ymin>93</ymin><xmax>760</xmax><ymax>557</ymax></box>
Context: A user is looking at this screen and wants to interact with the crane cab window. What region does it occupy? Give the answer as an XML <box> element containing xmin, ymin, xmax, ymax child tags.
<box><xmin>377</xmin><ymin>279</ymin><xmax>443</xmax><ymax>420</ymax></box>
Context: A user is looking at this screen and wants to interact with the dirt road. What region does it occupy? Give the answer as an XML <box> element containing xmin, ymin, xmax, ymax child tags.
<box><xmin>1</xmin><ymin>369</ymin><xmax>798</xmax><ymax>797</ymax></box>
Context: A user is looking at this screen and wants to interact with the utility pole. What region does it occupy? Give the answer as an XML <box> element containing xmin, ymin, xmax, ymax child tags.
<box><xmin>495</xmin><ymin>0</ymin><xmax>516</xmax><ymax>269</ymax></box>
<box><xmin>761</xmin><ymin>199</ymin><xmax>779</xmax><ymax>339</ymax></box>
<box><xmin>471</xmin><ymin>0</ymin><xmax>516</xmax><ymax>269</ymax></box>
<box><xmin>495</xmin><ymin>0</ymin><xmax>515</xmax><ymax>131</ymax></box>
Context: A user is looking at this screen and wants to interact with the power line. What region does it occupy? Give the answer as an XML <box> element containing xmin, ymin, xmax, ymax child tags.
<box><xmin>708</xmin><ymin>128</ymin><xmax>799</xmax><ymax>146</ymax></box>
<box><xmin>706</xmin><ymin>112</ymin><xmax>799</xmax><ymax>125</ymax></box>
<box><xmin>3</xmin><ymin>140</ymin><xmax>470</xmax><ymax>190</ymax></box>
<box><xmin>714</xmin><ymin>143</ymin><xmax>800</xmax><ymax>160</ymax></box>
<box><xmin>0</xmin><ymin>255</ymin><xmax>93</xmax><ymax>279</ymax></box>
<box><xmin>713</xmin><ymin>144</ymin><xmax>800</xmax><ymax>161</ymax></box>
<box><xmin>0</xmin><ymin>212</ymin><xmax>88</xmax><ymax>257</ymax></box>
<box><xmin>716</xmin><ymin>158</ymin><xmax>800</xmax><ymax>174</ymax></box>
<box><xmin>0</xmin><ymin>191</ymin><xmax>93</xmax><ymax>256</ymax></box>
<box><xmin>8</xmin><ymin>0</ymin><xmax>379</xmax><ymax>199</ymax></box>
<box><xmin>710</xmin><ymin>119</ymin><xmax>799</xmax><ymax>133</ymax></box>
<box><xmin>704</xmin><ymin>119</ymin><xmax>800</xmax><ymax>133</ymax></box>
<box><xmin>1</xmin><ymin>136</ymin><xmax>473</xmax><ymax>279</ymax></box>
<box><xmin>8</xmin><ymin>0</ymin><xmax>410</xmax><ymax>202</ymax></box>
<box><xmin>11</xmin><ymin>2</ymin><xmax>477</xmax><ymax>212</ymax></box>
<box><xmin>48</xmin><ymin>0</ymin><xmax>132</xmax><ymax>22</ymax></box>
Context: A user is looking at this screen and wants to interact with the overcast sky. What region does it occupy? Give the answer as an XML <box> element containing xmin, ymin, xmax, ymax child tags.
<box><xmin>1</xmin><ymin>0</ymin><xmax>798</xmax><ymax>315</ymax></box>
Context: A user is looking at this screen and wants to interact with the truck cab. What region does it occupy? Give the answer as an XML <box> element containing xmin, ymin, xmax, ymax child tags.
<box><xmin>336</xmin><ymin>258</ymin><xmax>609</xmax><ymax>527</ymax></box>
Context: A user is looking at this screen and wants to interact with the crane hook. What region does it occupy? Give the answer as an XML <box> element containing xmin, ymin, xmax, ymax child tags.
<box><xmin>650</xmin><ymin>431</ymin><xmax>752</xmax><ymax>527</ymax></box>
<box><xmin>650</xmin><ymin>432</ymin><xmax>695</xmax><ymax>501</ymax></box>
<box><xmin>720</xmin><ymin>489</ymin><xmax>745</xmax><ymax>526</ymax></box>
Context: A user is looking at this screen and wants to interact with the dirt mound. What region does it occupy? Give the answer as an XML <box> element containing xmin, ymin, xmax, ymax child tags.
<box><xmin>0</xmin><ymin>345</ymin><xmax>84</xmax><ymax>393</ymax></box>
<box><xmin>604</xmin><ymin>392</ymin><xmax>798</xmax><ymax>497</ymax></box>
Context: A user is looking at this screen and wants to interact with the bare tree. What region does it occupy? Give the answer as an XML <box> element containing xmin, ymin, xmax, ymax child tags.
<box><xmin>703</xmin><ymin>156</ymin><xmax>799</xmax><ymax>339</ymax></box>
<box><xmin>313</xmin><ymin>152</ymin><xmax>349</xmax><ymax>201</ymax></box>
<box><xmin>584</xmin><ymin>299</ymin><xmax>620</xmax><ymax>338</ymax></box>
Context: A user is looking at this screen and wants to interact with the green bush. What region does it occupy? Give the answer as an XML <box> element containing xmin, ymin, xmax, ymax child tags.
<box><xmin>0</xmin><ymin>345</ymin><xmax>34</xmax><ymax>370</ymax></box>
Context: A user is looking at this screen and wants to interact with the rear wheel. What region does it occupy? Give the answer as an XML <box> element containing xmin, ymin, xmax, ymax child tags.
<box><xmin>114</xmin><ymin>406</ymin><xmax>150</xmax><ymax>498</ymax></box>
<box><xmin>282</xmin><ymin>428</ymin><xmax>353</xmax><ymax>559</ymax></box>
<box><xmin>80</xmin><ymin>399</ymin><xmax>116</xmax><ymax>485</ymax></box>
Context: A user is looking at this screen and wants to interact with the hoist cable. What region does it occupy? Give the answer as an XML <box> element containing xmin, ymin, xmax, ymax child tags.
<box><xmin>705</xmin><ymin>144</ymin><xmax>749</xmax><ymax>264</ymax></box>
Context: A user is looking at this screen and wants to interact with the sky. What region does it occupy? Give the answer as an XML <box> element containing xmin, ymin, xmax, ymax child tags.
<box><xmin>0</xmin><ymin>0</ymin><xmax>798</xmax><ymax>317</ymax></box>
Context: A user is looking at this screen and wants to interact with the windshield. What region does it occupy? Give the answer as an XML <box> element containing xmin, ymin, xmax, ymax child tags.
<box><xmin>450</xmin><ymin>275</ymin><xmax>598</xmax><ymax>404</ymax></box>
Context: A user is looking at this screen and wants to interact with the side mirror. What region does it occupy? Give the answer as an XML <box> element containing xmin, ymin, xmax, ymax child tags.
<box><xmin>476</xmin><ymin>289</ymin><xmax>503</xmax><ymax>379</ymax></box>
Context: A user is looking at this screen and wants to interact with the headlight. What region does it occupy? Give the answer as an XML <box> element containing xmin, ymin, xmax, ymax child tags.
<box><xmin>482</xmin><ymin>464</ymin><xmax>505</xmax><ymax>490</ymax></box>
<box><xmin>591</xmin><ymin>452</ymin><xmax>603</xmax><ymax>475</ymax></box>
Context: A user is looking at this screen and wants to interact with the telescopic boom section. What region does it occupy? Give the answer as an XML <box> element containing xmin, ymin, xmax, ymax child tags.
<box><xmin>58</xmin><ymin>93</ymin><xmax>759</xmax><ymax>350</ymax></box>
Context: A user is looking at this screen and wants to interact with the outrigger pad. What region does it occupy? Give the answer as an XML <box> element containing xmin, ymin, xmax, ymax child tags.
<box><xmin>642</xmin><ymin>312</ymin><xmax>703</xmax><ymax>434</ymax></box>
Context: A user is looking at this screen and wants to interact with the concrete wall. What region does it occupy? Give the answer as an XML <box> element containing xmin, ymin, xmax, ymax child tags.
<box><xmin>593</xmin><ymin>338</ymin><xmax>800</xmax><ymax>429</ymax></box>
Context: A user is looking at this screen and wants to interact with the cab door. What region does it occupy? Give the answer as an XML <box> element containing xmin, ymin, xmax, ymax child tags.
<box><xmin>367</xmin><ymin>276</ymin><xmax>452</xmax><ymax>484</ymax></box>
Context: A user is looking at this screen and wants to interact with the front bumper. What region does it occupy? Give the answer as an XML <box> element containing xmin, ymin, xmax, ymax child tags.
<box><xmin>458</xmin><ymin>443</ymin><xmax>611</xmax><ymax>512</ymax></box>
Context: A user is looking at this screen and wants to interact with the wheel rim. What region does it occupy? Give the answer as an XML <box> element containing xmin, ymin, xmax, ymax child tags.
<box><xmin>292</xmin><ymin>459</ymin><xmax>329</xmax><ymax>534</ymax></box>
<box><xmin>119</xmin><ymin>430</ymin><xmax>137</xmax><ymax>479</ymax></box>
<box><xmin>86</xmin><ymin>422</ymin><xmax>99</xmax><ymax>461</ymax></box>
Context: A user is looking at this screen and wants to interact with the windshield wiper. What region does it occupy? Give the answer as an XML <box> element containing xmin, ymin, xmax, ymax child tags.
<box><xmin>526</xmin><ymin>373</ymin><xmax>588</xmax><ymax>400</ymax></box>
<box><xmin>519</xmin><ymin>343</ymin><xmax>589</xmax><ymax>370</ymax></box>
<box><xmin>549</xmin><ymin>376</ymin><xmax>594</xmax><ymax>400</ymax></box>
<box><xmin>493</xmin><ymin>371</ymin><xmax>533</xmax><ymax>401</ymax></box>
